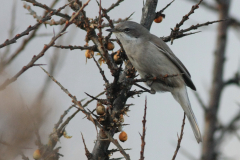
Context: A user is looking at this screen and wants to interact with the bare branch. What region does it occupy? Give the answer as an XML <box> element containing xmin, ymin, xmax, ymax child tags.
<box><xmin>54</xmin><ymin>105</ymin><xmax>74</xmax><ymax>130</ymax></box>
<box><xmin>139</xmin><ymin>97</ymin><xmax>148</xmax><ymax>160</ymax></box>
<box><xmin>84</xmin><ymin>92</ymin><xmax>109</xmax><ymax>105</ymax></box>
<box><xmin>0</xmin><ymin>16</ymin><xmax>50</xmax><ymax>49</ymax></box>
<box><xmin>23</xmin><ymin>0</ymin><xmax>71</xmax><ymax>20</ymax></box>
<box><xmin>106</xmin><ymin>0</ymin><xmax>124</xmax><ymax>13</ymax></box>
<box><xmin>185</xmin><ymin>0</ymin><xmax>240</xmax><ymax>28</ymax></box>
<box><xmin>81</xmin><ymin>133</ymin><xmax>92</xmax><ymax>159</ymax></box>
<box><xmin>23</xmin><ymin>3</ymin><xmax>67</xmax><ymax>26</ymax></box>
<box><xmin>172</xmin><ymin>113</ymin><xmax>186</xmax><ymax>160</ymax></box>
<box><xmin>193</xmin><ymin>92</ymin><xmax>207</xmax><ymax>112</ymax></box>
<box><xmin>216</xmin><ymin>110</ymin><xmax>240</xmax><ymax>145</ymax></box>
<box><xmin>102</xmin><ymin>13</ymin><xmax>134</xmax><ymax>28</ymax></box>
<box><xmin>91</xmin><ymin>52</ymin><xmax>109</xmax><ymax>84</ymax></box>
<box><xmin>53</xmin><ymin>44</ymin><xmax>98</xmax><ymax>51</ymax></box>
<box><xmin>161</xmin><ymin>31</ymin><xmax>201</xmax><ymax>42</ymax></box>
<box><xmin>170</xmin><ymin>0</ymin><xmax>203</xmax><ymax>44</ymax></box>
<box><xmin>0</xmin><ymin>0</ymin><xmax>90</xmax><ymax>91</ymax></box>
<box><xmin>83</xmin><ymin>91</ymin><xmax>106</xmax><ymax>107</ymax></box>
<box><xmin>155</xmin><ymin>0</ymin><xmax>175</xmax><ymax>18</ymax></box>
<box><xmin>223</xmin><ymin>72</ymin><xmax>240</xmax><ymax>87</ymax></box>
<box><xmin>180</xmin><ymin>19</ymin><xmax>226</xmax><ymax>33</ymax></box>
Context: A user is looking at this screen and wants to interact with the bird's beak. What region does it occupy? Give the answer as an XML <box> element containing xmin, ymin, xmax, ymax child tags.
<box><xmin>106</xmin><ymin>28</ymin><xmax>117</xmax><ymax>32</ymax></box>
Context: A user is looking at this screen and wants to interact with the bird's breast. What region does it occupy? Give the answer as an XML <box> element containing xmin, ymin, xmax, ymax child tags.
<box><xmin>123</xmin><ymin>41</ymin><xmax>185</xmax><ymax>91</ymax></box>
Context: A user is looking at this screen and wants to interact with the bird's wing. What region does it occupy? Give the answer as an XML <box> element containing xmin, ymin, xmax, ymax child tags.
<box><xmin>149</xmin><ymin>35</ymin><xmax>196</xmax><ymax>91</ymax></box>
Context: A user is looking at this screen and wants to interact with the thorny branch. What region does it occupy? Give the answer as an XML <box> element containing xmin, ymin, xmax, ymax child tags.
<box><xmin>22</xmin><ymin>0</ymin><xmax>71</xmax><ymax>20</ymax></box>
<box><xmin>172</xmin><ymin>113</ymin><xmax>186</xmax><ymax>160</ymax></box>
<box><xmin>91</xmin><ymin>52</ymin><xmax>109</xmax><ymax>84</ymax></box>
<box><xmin>155</xmin><ymin>0</ymin><xmax>175</xmax><ymax>19</ymax></box>
<box><xmin>81</xmin><ymin>133</ymin><xmax>92</xmax><ymax>159</ymax></box>
<box><xmin>170</xmin><ymin>0</ymin><xmax>203</xmax><ymax>44</ymax></box>
<box><xmin>53</xmin><ymin>44</ymin><xmax>98</xmax><ymax>51</ymax></box>
<box><xmin>23</xmin><ymin>3</ymin><xmax>67</xmax><ymax>26</ymax></box>
<box><xmin>105</xmin><ymin>0</ymin><xmax>124</xmax><ymax>13</ymax></box>
<box><xmin>0</xmin><ymin>0</ymin><xmax>90</xmax><ymax>91</ymax></box>
<box><xmin>139</xmin><ymin>97</ymin><xmax>147</xmax><ymax>160</ymax></box>
<box><xmin>40</xmin><ymin>66</ymin><xmax>130</xmax><ymax>159</ymax></box>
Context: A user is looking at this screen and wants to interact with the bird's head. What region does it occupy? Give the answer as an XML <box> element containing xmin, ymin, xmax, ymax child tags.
<box><xmin>106</xmin><ymin>21</ymin><xmax>149</xmax><ymax>45</ymax></box>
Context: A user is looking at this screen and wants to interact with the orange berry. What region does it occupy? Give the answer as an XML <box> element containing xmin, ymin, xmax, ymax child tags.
<box><xmin>33</xmin><ymin>149</ymin><xmax>41</xmax><ymax>159</ymax></box>
<box><xmin>107</xmin><ymin>42</ymin><xmax>115</xmax><ymax>50</ymax></box>
<box><xmin>119</xmin><ymin>131</ymin><xmax>128</xmax><ymax>142</ymax></box>
<box><xmin>113</xmin><ymin>51</ymin><xmax>122</xmax><ymax>64</ymax></box>
<box><xmin>85</xmin><ymin>50</ymin><xmax>93</xmax><ymax>59</ymax></box>
<box><xmin>154</xmin><ymin>16</ymin><xmax>163</xmax><ymax>23</ymax></box>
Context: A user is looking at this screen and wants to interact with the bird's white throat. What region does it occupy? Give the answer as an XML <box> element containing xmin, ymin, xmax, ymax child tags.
<box><xmin>114</xmin><ymin>32</ymin><xmax>138</xmax><ymax>46</ymax></box>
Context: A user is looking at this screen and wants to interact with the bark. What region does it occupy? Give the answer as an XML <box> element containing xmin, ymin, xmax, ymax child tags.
<box><xmin>201</xmin><ymin>1</ymin><xmax>231</xmax><ymax>160</ymax></box>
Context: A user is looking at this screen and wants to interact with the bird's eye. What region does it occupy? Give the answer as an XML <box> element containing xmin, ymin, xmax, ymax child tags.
<box><xmin>124</xmin><ymin>28</ymin><xmax>130</xmax><ymax>32</ymax></box>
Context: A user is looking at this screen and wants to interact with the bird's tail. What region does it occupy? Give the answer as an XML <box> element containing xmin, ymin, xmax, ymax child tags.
<box><xmin>171</xmin><ymin>87</ymin><xmax>202</xmax><ymax>143</ymax></box>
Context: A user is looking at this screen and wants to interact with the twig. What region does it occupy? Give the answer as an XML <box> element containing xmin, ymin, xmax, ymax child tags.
<box><xmin>187</xmin><ymin>0</ymin><xmax>240</xmax><ymax>28</ymax></box>
<box><xmin>0</xmin><ymin>0</ymin><xmax>64</xmax><ymax>72</ymax></box>
<box><xmin>81</xmin><ymin>133</ymin><xmax>92</xmax><ymax>158</ymax></box>
<box><xmin>193</xmin><ymin>92</ymin><xmax>207</xmax><ymax>112</ymax></box>
<box><xmin>106</xmin><ymin>0</ymin><xmax>124</xmax><ymax>13</ymax></box>
<box><xmin>170</xmin><ymin>0</ymin><xmax>203</xmax><ymax>44</ymax></box>
<box><xmin>84</xmin><ymin>92</ymin><xmax>109</xmax><ymax>105</ymax></box>
<box><xmin>54</xmin><ymin>105</ymin><xmax>74</xmax><ymax>130</ymax></box>
<box><xmin>83</xmin><ymin>91</ymin><xmax>106</xmax><ymax>107</ymax></box>
<box><xmin>23</xmin><ymin>0</ymin><xmax>71</xmax><ymax>20</ymax></box>
<box><xmin>108</xmin><ymin>148</ymin><xmax>131</xmax><ymax>154</ymax></box>
<box><xmin>172</xmin><ymin>113</ymin><xmax>186</xmax><ymax>160</ymax></box>
<box><xmin>155</xmin><ymin>0</ymin><xmax>175</xmax><ymax>18</ymax></box>
<box><xmin>53</xmin><ymin>44</ymin><xmax>98</xmax><ymax>51</ymax></box>
<box><xmin>127</xmin><ymin>90</ymin><xmax>147</xmax><ymax>98</ymax></box>
<box><xmin>216</xmin><ymin>110</ymin><xmax>240</xmax><ymax>145</ymax></box>
<box><xmin>102</xmin><ymin>13</ymin><xmax>134</xmax><ymax>28</ymax></box>
<box><xmin>223</xmin><ymin>72</ymin><xmax>240</xmax><ymax>87</ymax></box>
<box><xmin>133</xmin><ymin>83</ymin><xmax>152</xmax><ymax>93</ymax></box>
<box><xmin>0</xmin><ymin>1</ymin><xmax>71</xmax><ymax>49</ymax></box>
<box><xmin>180</xmin><ymin>19</ymin><xmax>226</xmax><ymax>33</ymax></box>
<box><xmin>0</xmin><ymin>0</ymin><xmax>91</xmax><ymax>91</ymax></box>
<box><xmin>139</xmin><ymin>97</ymin><xmax>147</xmax><ymax>160</ymax></box>
<box><xmin>40</xmin><ymin>66</ymin><xmax>96</xmax><ymax>124</ymax></box>
<box><xmin>20</xmin><ymin>153</ymin><xmax>30</xmax><ymax>160</ymax></box>
<box><xmin>0</xmin><ymin>16</ymin><xmax>51</xmax><ymax>49</ymax></box>
<box><xmin>185</xmin><ymin>0</ymin><xmax>217</xmax><ymax>11</ymax></box>
<box><xmin>91</xmin><ymin>52</ymin><xmax>109</xmax><ymax>84</ymax></box>
<box><xmin>58</xmin><ymin>107</ymin><xmax>82</xmax><ymax>133</ymax></box>
<box><xmin>1</xmin><ymin>0</ymin><xmax>17</xmax><ymax>59</ymax></box>
<box><xmin>24</xmin><ymin>3</ymin><xmax>67</xmax><ymax>26</ymax></box>
<box><xmin>161</xmin><ymin>31</ymin><xmax>201</xmax><ymax>42</ymax></box>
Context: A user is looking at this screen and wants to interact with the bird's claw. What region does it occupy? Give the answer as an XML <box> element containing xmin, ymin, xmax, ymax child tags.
<box><xmin>150</xmin><ymin>88</ymin><xmax>156</xmax><ymax>94</ymax></box>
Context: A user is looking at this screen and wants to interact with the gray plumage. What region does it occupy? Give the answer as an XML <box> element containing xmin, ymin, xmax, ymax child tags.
<box><xmin>107</xmin><ymin>21</ymin><xmax>202</xmax><ymax>143</ymax></box>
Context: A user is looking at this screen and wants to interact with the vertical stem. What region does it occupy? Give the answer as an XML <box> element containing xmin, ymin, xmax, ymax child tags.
<box><xmin>201</xmin><ymin>1</ymin><xmax>231</xmax><ymax>160</ymax></box>
<box><xmin>91</xmin><ymin>1</ymin><xmax>158</xmax><ymax>159</ymax></box>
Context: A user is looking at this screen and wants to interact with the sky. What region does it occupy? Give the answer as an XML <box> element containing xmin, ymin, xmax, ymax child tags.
<box><xmin>0</xmin><ymin>0</ymin><xmax>240</xmax><ymax>159</ymax></box>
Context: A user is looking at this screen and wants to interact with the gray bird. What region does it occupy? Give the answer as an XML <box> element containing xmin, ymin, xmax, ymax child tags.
<box><xmin>106</xmin><ymin>21</ymin><xmax>202</xmax><ymax>143</ymax></box>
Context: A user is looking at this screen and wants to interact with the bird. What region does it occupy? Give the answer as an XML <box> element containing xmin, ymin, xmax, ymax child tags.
<box><xmin>106</xmin><ymin>21</ymin><xmax>202</xmax><ymax>143</ymax></box>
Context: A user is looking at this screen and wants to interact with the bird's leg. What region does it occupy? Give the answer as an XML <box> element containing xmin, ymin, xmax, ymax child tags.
<box><xmin>161</xmin><ymin>73</ymin><xmax>180</xmax><ymax>79</ymax></box>
<box><xmin>150</xmin><ymin>88</ymin><xmax>156</xmax><ymax>94</ymax></box>
<box><xmin>144</xmin><ymin>74</ymin><xmax>155</xmax><ymax>87</ymax></box>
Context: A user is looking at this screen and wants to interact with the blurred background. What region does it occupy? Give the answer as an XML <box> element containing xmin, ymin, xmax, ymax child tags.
<box><xmin>0</xmin><ymin>0</ymin><xmax>240</xmax><ymax>159</ymax></box>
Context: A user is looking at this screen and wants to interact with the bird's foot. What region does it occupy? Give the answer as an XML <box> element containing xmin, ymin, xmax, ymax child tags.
<box><xmin>150</xmin><ymin>88</ymin><xmax>156</xmax><ymax>94</ymax></box>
